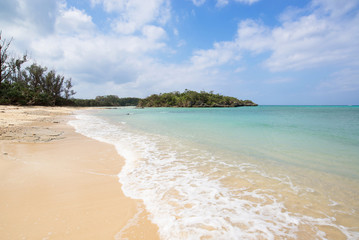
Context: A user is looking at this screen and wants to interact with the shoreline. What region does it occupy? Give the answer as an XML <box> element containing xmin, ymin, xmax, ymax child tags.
<box><xmin>0</xmin><ymin>106</ymin><xmax>159</xmax><ymax>239</ymax></box>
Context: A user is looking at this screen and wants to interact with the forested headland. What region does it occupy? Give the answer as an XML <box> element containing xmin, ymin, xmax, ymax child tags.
<box><xmin>138</xmin><ymin>90</ymin><xmax>257</xmax><ymax>108</ymax></box>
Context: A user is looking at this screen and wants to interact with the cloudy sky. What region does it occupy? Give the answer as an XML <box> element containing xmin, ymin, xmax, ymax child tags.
<box><xmin>1</xmin><ymin>0</ymin><xmax>358</xmax><ymax>104</ymax></box>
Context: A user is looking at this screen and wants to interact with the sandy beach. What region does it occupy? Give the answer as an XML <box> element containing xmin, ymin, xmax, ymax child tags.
<box><xmin>0</xmin><ymin>106</ymin><xmax>159</xmax><ymax>240</ymax></box>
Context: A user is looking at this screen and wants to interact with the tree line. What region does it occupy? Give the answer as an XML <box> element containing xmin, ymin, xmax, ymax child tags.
<box><xmin>73</xmin><ymin>95</ymin><xmax>140</xmax><ymax>107</ymax></box>
<box><xmin>0</xmin><ymin>31</ymin><xmax>141</xmax><ymax>107</ymax></box>
<box><xmin>138</xmin><ymin>90</ymin><xmax>257</xmax><ymax>108</ymax></box>
<box><xmin>0</xmin><ymin>31</ymin><xmax>75</xmax><ymax>106</ymax></box>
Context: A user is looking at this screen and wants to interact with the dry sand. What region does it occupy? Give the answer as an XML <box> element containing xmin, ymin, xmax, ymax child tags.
<box><xmin>0</xmin><ymin>106</ymin><xmax>159</xmax><ymax>239</ymax></box>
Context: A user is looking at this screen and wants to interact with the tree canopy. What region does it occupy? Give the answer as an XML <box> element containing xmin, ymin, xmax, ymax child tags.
<box><xmin>0</xmin><ymin>31</ymin><xmax>75</xmax><ymax>106</ymax></box>
<box><xmin>137</xmin><ymin>90</ymin><xmax>257</xmax><ymax>108</ymax></box>
<box><xmin>73</xmin><ymin>95</ymin><xmax>140</xmax><ymax>107</ymax></box>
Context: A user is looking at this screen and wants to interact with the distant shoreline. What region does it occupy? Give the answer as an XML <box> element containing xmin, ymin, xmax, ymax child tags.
<box><xmin>137</xmin><ymin>90</ymin><xmax>258</xmax><ymax>108</ymax></box>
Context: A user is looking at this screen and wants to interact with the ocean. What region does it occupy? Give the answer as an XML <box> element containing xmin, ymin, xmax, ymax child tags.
<box><xmin>69</xmin><ymin>106</ymin><xmax>359</xmax><ymax>239</ymax></box>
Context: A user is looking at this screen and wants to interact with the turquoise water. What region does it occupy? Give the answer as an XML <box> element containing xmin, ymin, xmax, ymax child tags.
<box><xmin>100</xmin><ymin>106</ymin><xmax>359</xmax><ymax>178</ymax></box>
<box><xmin>70</xmin><ymin>106</ymin><xmax>359</xmax><ymax>239</ymax></box>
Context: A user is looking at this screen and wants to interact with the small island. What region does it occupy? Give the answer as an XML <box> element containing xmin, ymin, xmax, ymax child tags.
<box><xmin>137</xmin><ymin>90</ymin><xmax>257</xmax><ymax>108</ymax></box>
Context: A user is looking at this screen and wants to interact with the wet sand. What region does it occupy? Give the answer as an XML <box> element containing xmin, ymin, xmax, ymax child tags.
<box><xmin>0</xmin><ymin>106</ymin><xmax>159</xmax><ymax>239</ymax></box>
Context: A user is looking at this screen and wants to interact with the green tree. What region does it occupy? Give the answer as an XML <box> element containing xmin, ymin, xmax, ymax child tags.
<box><xmin>0</xmin><ymin>31</ymin><xmax>12</xmax><ymax>87</ymax></box>
<box><xmin>137</xmin><ymin>90</ymin><xmax>257</xmax><ymax>108</ymax></box>
<box><xmin>0</xmin><ymin>32</ymin><xmax>76</xmax><ymax>106</ymax></box>
<box><xmin>64</xmin><ymin>78</ymin><xmax>76</xmax><ymax>100</ymax></box>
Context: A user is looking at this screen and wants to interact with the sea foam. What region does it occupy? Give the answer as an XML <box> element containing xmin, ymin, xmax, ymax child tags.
<box><xmin>68</xmin><ymin>112</ymin><xmax>359</xmax><ymax>240</ymax></box>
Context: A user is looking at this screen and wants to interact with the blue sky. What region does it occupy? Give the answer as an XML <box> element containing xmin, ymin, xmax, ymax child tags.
<box><xmin>1</xmin><ymin>0</ymin><xmax>358</xmax><ymax>104</ymax></box>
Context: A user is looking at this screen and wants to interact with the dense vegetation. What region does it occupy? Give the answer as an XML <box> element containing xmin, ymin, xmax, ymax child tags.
<box><xmin>0</xmin><ymin>32</ymin><xmax>75</xmax><ymax>106</ymax></box>
<box><xmin>138</xmin><ymin>90</ymin><xmax>257</xmax><ymax>108</ymax></box>
<box><xmin>73</xmin><ymin>95</ymin><xmax>140</xmax><ymax>107</ymax></box>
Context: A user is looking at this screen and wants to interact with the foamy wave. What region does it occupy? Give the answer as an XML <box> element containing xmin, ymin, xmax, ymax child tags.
<box><xmin>68</xmin><ymin>113</ymin><xmax>359</xmax><ymax>240</ymax></box>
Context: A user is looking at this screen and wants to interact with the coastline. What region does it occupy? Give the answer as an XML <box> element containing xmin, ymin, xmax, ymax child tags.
<box><xmin>0</xmin><ymin>106</ymin><xmax>159</xmax><ymax>239</ymax></box>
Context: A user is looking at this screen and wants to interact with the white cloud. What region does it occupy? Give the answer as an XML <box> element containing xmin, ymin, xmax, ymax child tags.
<box><xmin>92</xmin><ymin>0</ymin><xmax>171</xmax><ymax>35</ymax></box>
<box><xmin>191</xmin><ymin>41</ymin><xmax>239</xmax><ymax>70</ymax></box>
<box><xmin>183</xmin><ymin>0</ymin><xmax>359</xmax><ymax>96</ymax></box>
<box><xmin>310</xmin><ymin>0</ymin><xmax>358</xmax><ymax>18</ymax></box>
<box><xmin>142</xmin><ymin>25</ymin><xmax>167</xmax><ymax>41</ymax></box>
<box><xmin>216</xmin><ymin>0</ymin><xmax>229</xmax><ymax>7</ymax></box>
<box><xmin>192</xmin><ymin>0</ymin><xmax>260</xmax><ymax>7</ymax></box>
<box><xmin>123</xmin><ymin>61</ymin><xmax>227</xmax><ymax>96</ymax></box>
<box><xmin>0</xmin><ymin>0</ymin><xmax>62</xmax><ymax>52</ymax></box>
<box><xmin>233</xmin><ymin>0</ymin><xmax>359</xmax><ymax>72</ymax></box>
<box><xmin>192</xmin><ymin>0</ymin><xmax>206</xmax><ymax>7</ymax></box>
<box><xmin>216</xmin><ymin>0</ymin><xmax>260</xmax><ymax>7</ymax></box>
<box><xmin>192</xmin><ymin>0</ymin><xmax>359</xmax><ymax>75</ymax></box>
<box><xmin>31</xmin><ymin>30</ymin><xmax>168</xmax><ymax>85</ymax></box>
<box><xmin>55</xmin><ymin>7</ymin><xmax>96</xmax><ymax>36</ymax></box>
<box><xmin>15</xmin><ymin>0</ymin><xmax>60</xmax><ymax>34</ymax></box>
<box><xmin>73</xmin><ymin>57</ymin><xmax>226</xmax><ymax>98</ymax></box>
<box><xmin>234</xmin><ymin>0</ymin><xmax>260</xmax><ymax>4</ymax></box>
<box><xmin>236</xmin><ymin>19</ymin><xmax>271</xmax><ymax>53</ymax></box>
<box><xmin>0</xmin><ymin>0</ymin><xmax>174</xmax><ymax>98</ymax></box>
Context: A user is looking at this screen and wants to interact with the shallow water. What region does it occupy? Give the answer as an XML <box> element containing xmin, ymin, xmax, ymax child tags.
<box><xmin>69</xmin><ymin>106</ymin><xmax>359</xmax><ymax>239</ymax></box>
